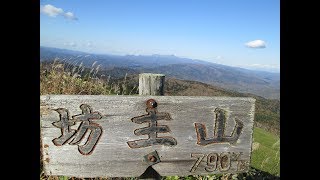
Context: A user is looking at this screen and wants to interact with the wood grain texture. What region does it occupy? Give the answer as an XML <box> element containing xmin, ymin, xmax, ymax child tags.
<box><xmin>139</xmin><ymin>73</ymin><xmax>165</xmax><ymax>95</ymax></box>
<box><xmin>40</xmin><ymin>95</ymin><xmax>255</xmax><ymax>178</ymax></box>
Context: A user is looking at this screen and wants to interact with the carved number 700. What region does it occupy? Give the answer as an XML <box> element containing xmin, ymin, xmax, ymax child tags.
<box><xmin>190</xmin><ymin>153</ymin><xmax>233</xmax><ymax>172</ymax></box>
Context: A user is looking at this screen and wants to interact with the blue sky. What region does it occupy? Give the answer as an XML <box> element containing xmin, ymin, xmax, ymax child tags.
<box><xmin>40</xmin><ymin>0</ymin><xmax>280</xmax><ymax>72</ymax></box>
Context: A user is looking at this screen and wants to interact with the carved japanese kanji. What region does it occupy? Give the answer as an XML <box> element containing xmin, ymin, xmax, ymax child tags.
<box><xmin>194</xmin><ymin>107</ymin><xmax>243</xmax><ymax>145</ymax></box>
<box><xmin>41</xmin><ymin>95</ymin><xmax>255</xmax><ymax>177</ymax></box>
<box><xmin>127</xmin><ymin>99</ymin><xmax>177</xmax><ymax>148</ymax></box>
<box><xmin>52</xmin><ymin>104</ymin><xmax>103</xmax><ymax>155</ymax></box>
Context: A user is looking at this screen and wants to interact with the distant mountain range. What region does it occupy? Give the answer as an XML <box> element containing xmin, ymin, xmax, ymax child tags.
<box><xmin>40</xmin><ymin>46</ymin><xmax>280</xmax><ymax>99</ymax></box>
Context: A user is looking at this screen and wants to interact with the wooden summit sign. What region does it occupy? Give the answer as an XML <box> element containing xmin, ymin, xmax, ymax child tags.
<box><xmin>40</xmin><ymin>95</ymin><xmax>255</xmax><ymax>178</ymax></box>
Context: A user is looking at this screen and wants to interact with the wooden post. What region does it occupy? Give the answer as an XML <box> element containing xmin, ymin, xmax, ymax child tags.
<box><xmin>139</xmin><ymin>73</ymin><xmax>164</xmax><ymax>179</ymax></box>
<box><xmin>139</xmin><ymin>73</ymin><xmax>165</xmax><ymax>95</ymax></box>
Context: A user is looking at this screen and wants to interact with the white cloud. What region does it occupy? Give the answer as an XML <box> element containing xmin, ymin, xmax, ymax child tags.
<box><xmin>245</xmin><ymin>40</ymin><xmax>266</xmax><ymax>48</ymax></box>
<box><xmin>40</xmin><ymin>4</ymin><xmax>78</xmax><ymax>20</ymax></box>
<box><xmin>86</xmin><ymin>42</ymin><xmax>92</xmax><ymax>47</ymax></box>
<box><xmin>63</xmin><ymin>12</ymin><xmax>78</xmax><ymax>20</ymax></box>
<box><xmin>40</xmin><ymin>4</ymin><xmax>63</xmax><ymax>17</ymax></box>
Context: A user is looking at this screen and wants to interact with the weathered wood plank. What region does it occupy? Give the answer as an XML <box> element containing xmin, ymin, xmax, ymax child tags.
<box><xmin>40</xmin><ymin>95</ymin><xmax>255</xmax><ymax>178</ymax></box>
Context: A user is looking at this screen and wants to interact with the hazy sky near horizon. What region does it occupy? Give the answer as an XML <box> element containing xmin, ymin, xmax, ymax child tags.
<box><xmin>40</xmin><ymin>0</ymin><xmax>280</xmax><ymax>72</ymax></box>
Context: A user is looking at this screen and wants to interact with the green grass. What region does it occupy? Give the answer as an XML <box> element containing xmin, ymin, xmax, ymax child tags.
<box><xmin>251</xmin><ymin>127</ymin><xmax>280</xmax><ymax>176</ymax></box>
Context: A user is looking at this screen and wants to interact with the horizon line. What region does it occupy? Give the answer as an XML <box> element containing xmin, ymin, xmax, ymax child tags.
<box><xmin>40</xmin><ymin>45</ymin><xmax>280</xmax><ymax>74</ymax></box>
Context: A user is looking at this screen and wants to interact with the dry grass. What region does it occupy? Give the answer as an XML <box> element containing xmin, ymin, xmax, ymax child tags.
<box><xmin>41</xmin><ymin>61</ymin><xmax>106</xmax><ymax>95</ymax></box>
<box><xmin>40</xmin><ymin>60</ymin><xmax>135</xmax><ymax>95</ymax></box>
